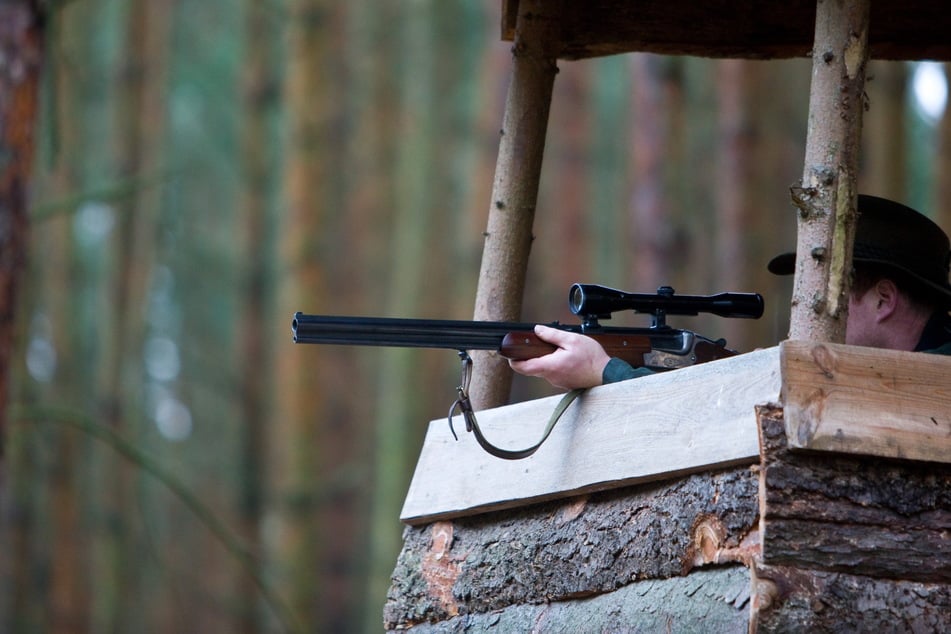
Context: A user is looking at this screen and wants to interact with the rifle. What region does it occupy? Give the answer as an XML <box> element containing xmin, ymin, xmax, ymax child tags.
<box><xmin>292</xmin><ymin>284</ymin><xmax>764</xmax><ymax>459</ymax></box>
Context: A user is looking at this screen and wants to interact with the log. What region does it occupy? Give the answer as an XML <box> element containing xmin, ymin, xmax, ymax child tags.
<box><xmin>385</xmin><ymin>467</ymin><xmax>759</xmax><ymax>629</ymax></box>
<box><xmin>752</xmin><ymin>564</ymin><xmax>951</xmax><ymax>633</ymax></box>
<box><xmin>387</xmin><ymin>565</ymin><xmax>751</xmax><ymax>633</ymax></box>
<box><xmin>758</xmin><ymin>405</ymin><xmax>951</xmax><ymax>584</ymax></box>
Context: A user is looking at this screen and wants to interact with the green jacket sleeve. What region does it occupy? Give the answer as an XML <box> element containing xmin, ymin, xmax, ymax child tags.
<box><xmin>601</xmin><ymin>357</ymin><xmax>655</xmax><ymax>384</ymax></box>
<box><xmin>923</xmin><ymin>342</ymin><xmax>951</xmax><ymax>355</ymax></box>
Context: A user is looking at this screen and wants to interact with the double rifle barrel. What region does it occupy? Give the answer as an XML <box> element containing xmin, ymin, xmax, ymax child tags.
<box><xmin>291</xmin><ymin>314</ymin><xmax>533</xmax><ymax>350</ymax></box>
<box><xmin>291</xmin><ymin>313</ymin><xmax>691</xmax><ymax>353</ymax></box>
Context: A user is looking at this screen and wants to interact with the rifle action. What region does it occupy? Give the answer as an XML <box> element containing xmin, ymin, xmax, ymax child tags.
<box><xmin>292</xmin><ymin>284</ymin><xmax>764</xmax><ymax>458</ymax></box>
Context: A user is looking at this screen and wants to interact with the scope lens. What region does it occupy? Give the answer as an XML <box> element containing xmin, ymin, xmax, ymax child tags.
<box><xmin>569</xmin><ymin>285</ymin><xmax>584</xmax><ymax>314</ymax></box>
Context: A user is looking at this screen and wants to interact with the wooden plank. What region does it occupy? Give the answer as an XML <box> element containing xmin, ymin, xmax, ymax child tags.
<box><xmin>399</xmin><ymin>346</ymin><xmax>781</xmax><ymax>524</ymax></box>
<box><xmin>780</xmin><ymin>340</ymin><xmax>951</xmax><ymax>463</ymax></box>
<box><xmin>502</xmin><ymin>0</ymin><xmax>951</xmax><ymax>61</ymax></box>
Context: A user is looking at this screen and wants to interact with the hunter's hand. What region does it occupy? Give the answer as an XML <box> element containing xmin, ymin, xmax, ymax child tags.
<box><xmin>508</xmin><ymin>324</ymin><xmax>612</xmax><ymax>390</ymax></box>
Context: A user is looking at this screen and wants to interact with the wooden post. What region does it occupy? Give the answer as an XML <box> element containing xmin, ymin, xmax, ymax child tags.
<box><xmin>469</xmin><ymin>0</ymin><xmax>563</xmax><ymax>409</ymax></box>
<box><xmin>788</xmin><ymin>0</ymin><xmax>870</xmax><ymax>342</ymax></box>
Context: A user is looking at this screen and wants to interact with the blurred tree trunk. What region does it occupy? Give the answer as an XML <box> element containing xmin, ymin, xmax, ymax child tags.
<box><xmin>0</xmin><ymin>1</ymin><xmax>45</xmax><ymax>632</ymax></box>
<box><xmin>713</xmin><ymin>59</ymin><xmax>783</xmax><ymax>350</ymax></box>
<box><xmin>0</xmin><ymin>0</ymin><xmax>43</xmax><ymax>456</ymax></box>
<box><xmin>34</xmin><ymin>11</ymin><xmax>89</xmax><ymax>634</ymax></box>
<box><xmin>338</xmin><ymin>0</ymin><xmax>399</xmax><ymax>462</ymax></box>
<box><xmin>861</xmin><ymin>61</ymin><xmax>907</xmax><ymax>200</ymax></box>
<box><xmin>714</xmin><ymin>59</ymin><xmax>754</xmax><ymax>347</ymax></box>
<box><xmin>366</xmin><ymin>2</ymin><xmax>435</xmax><ymax>629</ymax></box>
<box><xmin>629</xmin><ymin>54</ymin><xmax>684</xmax><ymax>290</ymax></box>
<box><xmin>935</xmin><ymin>63</ymin><xmax>951</xmax><ymax>229</ymax></box>
<box><xmin>342</xmin><ymin>1</ymin><xmax>387</xmax><ymax>629</ymax></box>
<box><xmin>271</xmin><ymin>0</ymin><xmax>331</xmax><ymax>630</ymax></box>
<box><xmin>758</xmin><ymin>59</ymin><xmax>811</xmax><ymax>345</ymax></box>
<box><xmin>237</xmin><ymin>1</ymin><xmax>280</xmax><ymax>631</ymax></box>
<box><xmin>677</xmin><ymin>59</ymin><xmax>714</xmax><ymax>298</ymax></box>
<box><xmin>589</xmin><ymin>57</ymin><xmax>632</xmax><ymax>287</ymax></box>
<box><xmin>44</xmin><ymin>1</ymin><xmax>121</xmax><ymax>629</ymax></box>
<box><xmin>429</xmin><ymin>0</ymin><xmax>491</xmax><ymax>344</ymax></box>
<box><xmin>540</xmin><ymin>61</ymin><xmax>590</xmax><ymax>305</ymax></box>
<box><xmin>102</xmin><ymin>1</ymin><xmax>170</xmax><ymax>630</ymax></box>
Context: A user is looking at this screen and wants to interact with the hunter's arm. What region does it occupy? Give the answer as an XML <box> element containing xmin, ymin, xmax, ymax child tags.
<box><xmin>601</xmin><ymin>357</ymin><xmax>655</xmax><ymax>384</ymax></box>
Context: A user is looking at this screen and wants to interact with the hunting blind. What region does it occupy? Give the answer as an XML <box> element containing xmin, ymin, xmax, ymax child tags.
<box><xmin>384</xmin><ymin>2</ymin><xmax>951</xmax><ymax>631</ymax></box>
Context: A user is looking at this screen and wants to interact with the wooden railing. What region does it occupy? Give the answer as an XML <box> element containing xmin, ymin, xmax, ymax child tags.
<box><xmin>400</xmin><ymin>342</ymin><xmax>951</xmax><ymax>525</ymax></box>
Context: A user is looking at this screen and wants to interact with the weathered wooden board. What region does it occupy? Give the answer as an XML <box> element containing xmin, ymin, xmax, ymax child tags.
<box><xmin>781</xmin><ymin>340</ymin><xmax>951</xmax><ymax>463</ymax></box>
<box><xmin>399</xmin><ymin>346</ymin><xmax>781</xmax><ymax>524</ymax></box>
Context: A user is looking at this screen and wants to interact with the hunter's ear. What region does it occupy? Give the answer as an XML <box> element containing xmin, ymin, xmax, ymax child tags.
<box><xmin>873</xmin><ymin>278</ymin><xmax>899</xmax><ymax>321</ymax></box>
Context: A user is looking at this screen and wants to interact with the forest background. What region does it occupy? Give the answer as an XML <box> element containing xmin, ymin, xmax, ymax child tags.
<box><xmin>2</xmin><ymin>0</ymin><xmax>950</xmax><ymax>633</ymax></box>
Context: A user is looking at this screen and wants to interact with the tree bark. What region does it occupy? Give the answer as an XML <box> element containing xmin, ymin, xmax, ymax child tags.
<box><xmin>752</xmin><ymin>563</ymin><xmax>951</xmax><ymax>633</ymax></box>
<box><xmin>756</xmin><ymin>404</ymin><xmax>950</xmax><ymax>585</ymax></box>
<box><xmin>788</xmin><ymin>0</ymin><xmax>870</xmax><ymax>342</ymax></box>
<box><xmin>753</xmin><ymin>404</ymin><xmax>950</xmax><ymax>634</ymax></box>
<box><xmin>470</xmin><ymin>0</ymin><xmax>563</xmax><ymax>409</ymax></box>
<box><xmin>385</xmin><ymin>467</ymin><xmax>758</xmax><ymax>629</ymax></box>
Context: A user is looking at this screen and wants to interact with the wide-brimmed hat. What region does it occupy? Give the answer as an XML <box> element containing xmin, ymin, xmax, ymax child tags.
<box><xmin>768</xmin><ymin>194</ymin><xmax>951</xmax><ymax>305</ymax></box>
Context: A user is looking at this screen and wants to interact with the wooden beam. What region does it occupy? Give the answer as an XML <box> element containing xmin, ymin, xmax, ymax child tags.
<box><xmin>501</xmin><ymin>0</ymin><xmax>951</xmax><ymax>61</ymax></box>
<box><xmin>400</xmin><ymin>346</ymin><xmax>781</xmax><ymax>524</ymax></box>
<box><xmin>781</xmin><ymin>340</ymin><xmax>951</xmax><ymax>463</ymax></box>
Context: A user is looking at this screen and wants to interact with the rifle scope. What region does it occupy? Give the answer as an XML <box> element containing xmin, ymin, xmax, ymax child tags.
<box><xmin>569</xmin><ymin>284</ymin><xmax>764</xmax><ymax>321</ymax></box>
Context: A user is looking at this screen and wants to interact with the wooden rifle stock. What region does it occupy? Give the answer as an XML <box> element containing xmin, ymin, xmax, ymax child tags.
<box><xmin>500</xmin><ymin>331</ymin><xmax>654</xmax><ymax>366</ymax></box>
